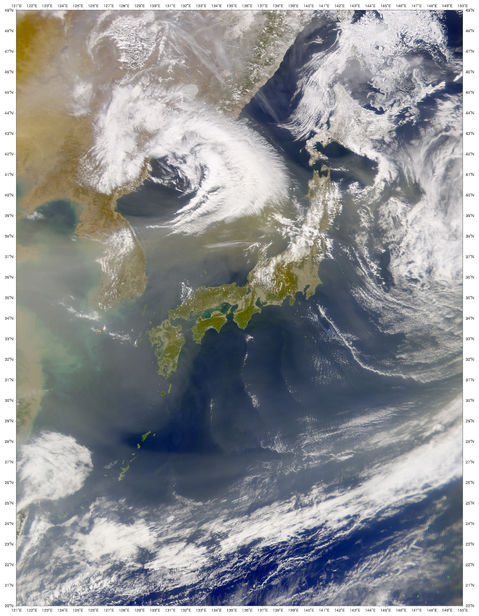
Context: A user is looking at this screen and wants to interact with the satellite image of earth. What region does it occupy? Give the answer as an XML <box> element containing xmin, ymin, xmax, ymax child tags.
<box><xmin>16</xmin><ymin>9</ymin><xmax>463</xmax><ymax>606</ymax></box>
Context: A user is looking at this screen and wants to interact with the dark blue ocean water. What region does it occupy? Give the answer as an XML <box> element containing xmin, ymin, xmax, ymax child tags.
<box><xmin>17</xmin><ymin>10</ymin><xmax>463</xmax><ymax>607</ymax></box>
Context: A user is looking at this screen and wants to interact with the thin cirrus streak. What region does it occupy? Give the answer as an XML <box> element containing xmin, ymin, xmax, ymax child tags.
<box><xmin>273</xmin><ymin>10</ymin><xmax>462</xmax><ymax>384</ymax></box>
<box><xmin>16</xmin><ymin>400</ymin><xmax>461</xmax><ymax>605</ymax></box>
<box><xmin>15</xmin><ymin>9</ymin><xmax>463</xmax><ymax>607</ymax></box>
<box><xmin>347</xmin><ymin>95</ymin><xmax>462</xmax><ymax>383</ymax></box>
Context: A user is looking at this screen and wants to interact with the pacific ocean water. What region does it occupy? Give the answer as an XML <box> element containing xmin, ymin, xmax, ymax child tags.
<box><xmin>16</xmin><ymin>10</ymin><xmax>463</xmax><ymax>606</ymax></box>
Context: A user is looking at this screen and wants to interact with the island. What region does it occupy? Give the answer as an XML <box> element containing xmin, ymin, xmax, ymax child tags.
<box><xmin>149</xmin><ymin>165</ymin><xmax>333</xmax><ymax>379</ymax></box>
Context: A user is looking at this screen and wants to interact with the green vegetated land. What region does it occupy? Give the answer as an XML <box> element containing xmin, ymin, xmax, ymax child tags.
<box><xmin>148</xmin><ymin>166</ymin><xmax>332</xmax><ymax>380</ymax></box>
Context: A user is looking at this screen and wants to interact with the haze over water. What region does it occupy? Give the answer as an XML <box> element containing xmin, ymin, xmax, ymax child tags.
<box><xmin>16</xmin><ymin>10</ymin><xmax>463</xmax><ymax>606</ymax></box>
